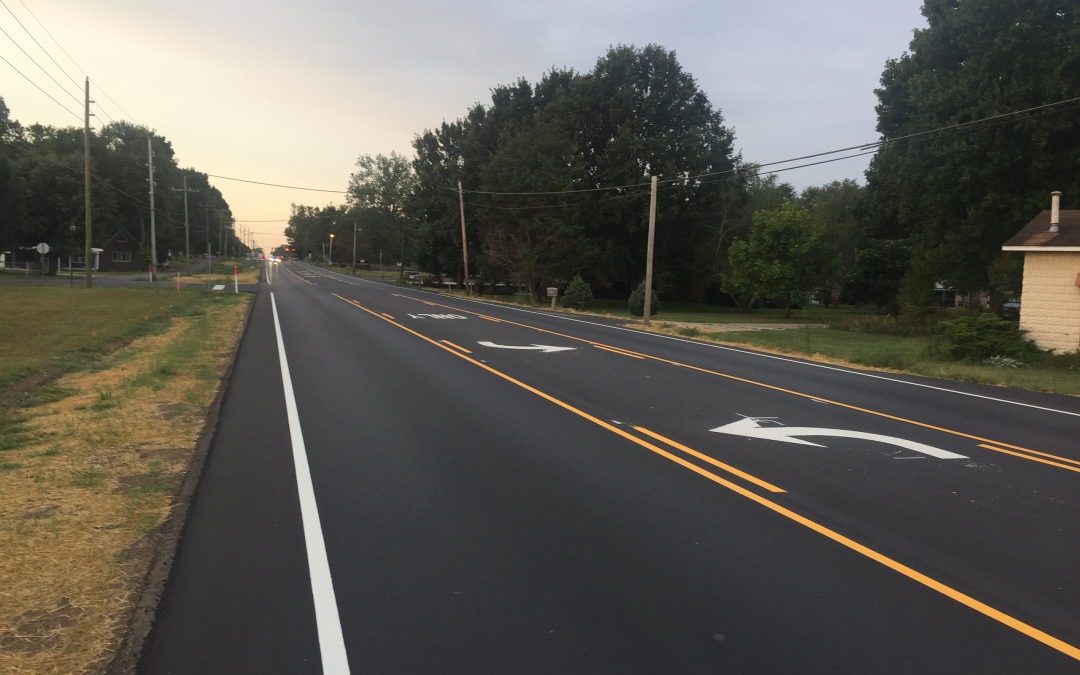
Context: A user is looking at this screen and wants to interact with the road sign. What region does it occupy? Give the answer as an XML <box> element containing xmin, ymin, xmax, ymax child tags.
<box><xmin>477</xmin><ymin>342</ymin><xmax>576</xmax><ymax>353</ymax></box>
<box><xmin>547</xmin><ymin>287</ymin><xmax>558</xmax><ymax>297</ymax></box>
<box><xmin>34</xmin><ymin>243</ymin><xmax>50</xmax><ymax>255</ymax></box>
<box><xmin>710</xmin><ymin>417</ymin><xmax>967</xmax><ymax>459</ymax></box>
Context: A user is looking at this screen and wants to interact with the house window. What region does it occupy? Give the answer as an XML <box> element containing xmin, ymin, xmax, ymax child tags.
<box><xmin>112</xmin><ymin>252</ymin><xmax>132</xmax><ymax>263</ymax></box>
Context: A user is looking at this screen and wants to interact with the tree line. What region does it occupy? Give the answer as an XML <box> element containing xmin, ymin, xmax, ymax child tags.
<box><xmin>292</xmin><ymin>0</ymin><xmax>1078</xmax><ymax>314</ymax></box>
<box><xmin>0</xmin><ymin>98</ymin><xmax>242</xmax><ymax>268</ymax></box>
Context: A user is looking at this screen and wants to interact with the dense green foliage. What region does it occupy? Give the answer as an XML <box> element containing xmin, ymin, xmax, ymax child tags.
<box><xmin>937</xmin><ymin>313</ymin><xmax>1042</xmax><ymax>361</ymax></box>
<box><xmin>0</xmin><ymin>97</ymin><xmax>239</xmax><ymax>264</ymax></box>
<box><xmin>723</xmin><ymin>203</ymin><xmax>840</xmax><ymax>317</ymax></box>
<box><xmin>562</xmin><ymin>275</ymin><xmax>594</xmax><ymax>310</ymax></box>
<box><xmin>859</xmin><ymin>0</ymin><xmax>1080</xmax><ymax>307</ymax></box>
<box><xmin>844</xmin><ymin>239</ymin><xmax>912</xmax><ymax>312</ymax></box>
<box><xmin>628</xmin><ymin>280</ymin><xmax>661</xmax><ymax>317</ymax></box>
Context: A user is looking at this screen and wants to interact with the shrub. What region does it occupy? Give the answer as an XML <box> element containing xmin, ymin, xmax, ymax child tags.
<box><xmin>628</xmin><ymin>281</ymin><xmax>660</xmax><ymax>317</ymax></box>
<box><xmin>561</xmin><ymin>275</ymin><xmax>594</xmax><ymax>310</ymax></box>
<box><xmin>937</xmin><ymin>313</ymin><xmax>1042</xmax><ymax>362</ymax></box>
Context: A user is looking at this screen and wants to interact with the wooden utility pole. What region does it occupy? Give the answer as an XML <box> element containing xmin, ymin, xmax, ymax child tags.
<box><xmin>458</xmin><ymin>181</ymin><xmax>470</xmax><ymax>296</ymax></box>
<box><xmin>172</xmin><ymin>177</ymin><xmax>198</xmax><ymax>274</ymax></box>
<box><xmin>643</xmin><ymin>176</ymin><xmax>658</xmax><ymax>326</ymax></box>
<box><xmin>146</xmin><ymin>136</ymin><xmax>159</xmax><ymax>289</ymax></box>
<box><xmin>83</xmin><ymin>78</ymin><xmax>92</xmax><ymax>288</ymax></box>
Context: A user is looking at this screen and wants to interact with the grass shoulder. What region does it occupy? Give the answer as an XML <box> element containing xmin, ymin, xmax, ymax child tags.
<box><xmin>0</xmin><ymin>287</ymin><xmax>250</xmax><ymax>673</ymax></box>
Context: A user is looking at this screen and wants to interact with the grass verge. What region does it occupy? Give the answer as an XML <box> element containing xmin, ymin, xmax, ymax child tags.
<box><xmin>637</xmin><ymin>323</ymin><xmax>1080</xmax><ymax>396</ymax></box>
<box><xmin>0</xmin><ymin>289</ymin><xmax>250</xmax><ymax>673</ymax></box>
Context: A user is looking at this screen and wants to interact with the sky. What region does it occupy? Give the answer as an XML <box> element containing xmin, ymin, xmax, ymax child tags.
<box><xmin>1</xmin><ymin>0</ymin><xmax>928</xmax><ymax>252</ymax></box>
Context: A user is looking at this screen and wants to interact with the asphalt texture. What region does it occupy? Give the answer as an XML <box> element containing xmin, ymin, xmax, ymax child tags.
<box><xmin>140</xmin><ymin>261</ymin><xmax>1080</xmax><ymax>674</ymax></box>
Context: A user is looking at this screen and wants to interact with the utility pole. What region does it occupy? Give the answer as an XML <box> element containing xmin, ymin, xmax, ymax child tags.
<box><xmin>351</xmin><ymin>221</ymin><xmax>358</xmax><ymax>276</ymax></box>
<box><xmin>172</xmin><ymin>177</ymin><xmax>198</xmax><ymax>275</ymax></box>
<box><xmin>146</xmin><ymin>136</ymin><xmax>159</xmax><ymax>290</ymax></box>
<box><xmin>458</xmin><ymin>181</ymin><xmax>470</xmax><ymax>296</ymax></box>
<box><xmin>642</xmin><ymin>175</ymin><xmax>658</xmax><ymax>326</ymax></box>
<box><xmin>206</xmin><ymin>240</ymin><xmax>211</xmax><ymax>289</ymax></box>
<box><xmin>83</xmin><ymin>78</ymin><xmax>92</xmax><ymax>288</ymax></box>
<box><xmin>329</xmin><ymin>233</ymin><xmax>334</xmax><ymax>265</ymax></box>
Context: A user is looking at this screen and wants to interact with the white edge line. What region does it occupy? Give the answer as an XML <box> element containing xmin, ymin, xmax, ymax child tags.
<box><xmin>271</xmin><ymin>292</ymin><xmax>352</xmax><ymax>675</ymax></box>
<box><xmin>293</xmin><ymin>263</ymin><xmax>1080</xmax><ymax>418</ymax></box>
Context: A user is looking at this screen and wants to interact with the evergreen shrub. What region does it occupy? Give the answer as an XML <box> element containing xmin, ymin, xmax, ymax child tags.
<box><xmin>561</xmin><ymin>275</ymin><xmax>594</xmax><ymax>310</ymax></box>
<box><xmin>628</xmin><ymin>281</ymin><xmax>661</xmax><ymax>317</ymax></box>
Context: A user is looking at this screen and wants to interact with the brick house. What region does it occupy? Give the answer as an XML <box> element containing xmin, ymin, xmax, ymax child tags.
<box><xmin>99</xmin><ymin>228</ymin><xmax>141</xmax><ymax>272</ymax></box>
<box><xmin>1002</xmin><ymin>192</ymin><xmax>1080</xmax><ymax>353</ymax></box>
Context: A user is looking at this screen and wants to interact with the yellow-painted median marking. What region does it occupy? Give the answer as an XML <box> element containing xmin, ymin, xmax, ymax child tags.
<box><xmin>977</xmin><ymin>444</ymin><xmax>1080</xmax><ymax>473</ymax></box>
<box><xmin>331</xmin><ymin>291</ymin><xmax>1080</xmax><ymax>663</ymax></box>
<box><xmin>440</xmin><ymin>340</ymin><xmax>472</xmax><ymax>354</ymax></box>
<box><xmin>388</xmin><ymin>294</ymin><xmax>1077</xmax><ymax>475</ymax></box>
<box><xmin>595</xmin><ymin>344</ymin><xmax>645</xmax><ymax>359</ymax></box>
<box><xmin>632</xmin><ymin>426</ymin><xmax>784</xmax><ymax>493</ymax></box>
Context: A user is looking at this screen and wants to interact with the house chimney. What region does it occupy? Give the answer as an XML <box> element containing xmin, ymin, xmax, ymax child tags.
<box><xmin>1050</xmin><ymin>191</ymin><xmax>1061</xmax><ymax>232</ymax></box>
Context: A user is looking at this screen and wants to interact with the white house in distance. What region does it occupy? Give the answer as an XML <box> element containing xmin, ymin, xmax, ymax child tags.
<box><xmin>1002</xmin><ymin>192</ymin><xmax>1080</xmax><ymax>353</ymax></box>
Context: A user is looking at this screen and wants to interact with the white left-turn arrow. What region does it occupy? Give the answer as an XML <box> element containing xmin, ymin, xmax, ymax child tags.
<box><xmin>710</xmin><ymin>417</ymin><xmax>967</xmax><ymax>459</ymax></box>
<box><xmin>477</xmin><ymin>342</ymin><xmax>576</xmax><ymax>353</ymax></box>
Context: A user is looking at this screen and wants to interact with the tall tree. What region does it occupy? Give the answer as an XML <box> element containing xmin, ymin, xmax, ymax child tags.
<box><xmin>860</xmin><ymin>0</ymin><xmax>1080</xmax><ymax>308</ymax></box>
<box><xmin>347</xmin><ymin>152</ymin><xmax>416</xmax><ymax>280</ymax></box>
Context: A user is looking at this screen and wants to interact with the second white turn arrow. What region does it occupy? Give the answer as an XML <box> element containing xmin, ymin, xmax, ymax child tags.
<box><xmin>477</xmin><ymin>342</ymin><xmax>576</xmax><ymax>353</ymax></box>
<box><xmin>710</xmin><ymin>417</ymin><xmax>967</xmax><ymax>459</ymax></box>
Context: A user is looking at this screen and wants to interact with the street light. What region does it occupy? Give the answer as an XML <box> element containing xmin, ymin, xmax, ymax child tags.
<box><xmin>328</xmin><ymin>233</ymin><xmax>335</xmax><ymax>265</ymax></box>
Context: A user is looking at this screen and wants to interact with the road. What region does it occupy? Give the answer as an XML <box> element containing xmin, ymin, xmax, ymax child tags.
<box><xmin>140</xmin><ymin>261</ymin><xmax>1080</xmax><ymax>674</ymax></box>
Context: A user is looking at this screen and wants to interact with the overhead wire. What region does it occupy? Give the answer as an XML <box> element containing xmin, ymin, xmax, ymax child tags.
<box><xmin>0</xmin><ymin>23</ymin><xmax>82</xmax><ymax>106</ymax></box>
<box><xmin>11</xmin><ymin>0</ymin><xmax>124</xmax><ymax>123</ymax></box>
<box><xmin>0</xmin><ymin>51</ymin><xmax>79</xmax><ymax>120</ymax></box>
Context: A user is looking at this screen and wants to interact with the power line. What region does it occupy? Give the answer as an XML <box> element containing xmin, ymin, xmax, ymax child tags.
<box><xmin>206</xmin><ymin>173</ymin><xmax>348</xmax><ymax>193</ymax></box>
<box><xmin>0</xmin><ymin>51</ymin><xmax>79</xmax><ymax>119</ymax></box>
<box><xmin>0</xmin><ymin>0</ymin><xmax>79</xmax><ymax>90</ymax></box>
<box><xmin>455</xmin><ymin>95</ymin><xmax>1080</xmax><ymax>196</ymax></box>
<box><xmin>0</xmin><ymin>23</ymin><xmax>82</xmax><ymax>105</ymax></box>
<box><xmin>13</xmin><ymin>0</ymin><xmax>126</xmax><ymax>123</ymax></box>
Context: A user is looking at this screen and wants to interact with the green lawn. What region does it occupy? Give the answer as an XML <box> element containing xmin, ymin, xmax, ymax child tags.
<box><xmin>685</xmin><ymin>325</ymin><xmax>1080</xmax><ymax>396</ymax></box>
<box><xmin>0</xmin><ymin>286</ymin><xmax>208</xmax><ymax>388</ymax></box>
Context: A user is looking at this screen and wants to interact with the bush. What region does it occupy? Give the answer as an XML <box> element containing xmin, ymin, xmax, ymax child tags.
<box><xmin>937</xmin><ymin>313</ymin><xmax>1042</xmax><ymax>362</ymax></box>
<box><xmin>561</xmin><ymin>275</ymin><xmax>594</xmax><ymax>310</ymax></box>
<box><xmin>628</xmin><ymin>281</ymin><xmax>661</xmax><ymax>317</ymax></box>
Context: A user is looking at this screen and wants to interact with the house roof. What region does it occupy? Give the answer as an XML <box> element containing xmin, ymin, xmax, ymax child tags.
<box><xmin>103</xmin><ymin>227</ymin><xmax>138</xmax><ymax>246</ymax></box>
<box><xmin>1002</xmin><ymin>210</ymin><xmax>1080</xmax><ymax>251</ymax></box>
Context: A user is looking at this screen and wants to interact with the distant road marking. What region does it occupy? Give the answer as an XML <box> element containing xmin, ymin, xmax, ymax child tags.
<box><xmin>595</xmin><ymin>344</ymin><xmax>645</xmax><ymax>359</ymax></box>
<box><xmin>330</xmin><ymin>291</ymin><xmax>1080</xmax><ymax>663</ymax></box>
<box><xmin>477</xmin><ymin>342</ymin><xmax>576</xmax><ymax>353</ymax></box>
<box><xmin>977</xmin><ymin>444</ymin><xmax>1080</xmax><ymax>473</ymax></box>
<box><xmin>282</xmin><ymin>266</ymin><xmax>315</xmax><ymax>285</ymax></box>
<box><xmin>382</xmin><ymin>313</ymin><xmax>394</xmax><ymax>320</ymax></box>
<box><xmin>356</xmin><ymin>277</ymin><xmax>1080</xmax><ymax>419</ymax></box>
<box><xmin>271</xmin><ymin>294</ymin><xmax>351</xmax><ymax>674</ymax></box>
<box><xmin>440</xmin><ymin>340</ymin><xmax>472</xmax><ymax>354</ymax></box>
<box><xmin>212</xmin><ymin>284</ymin><xmax>225</xmax><ymax>291</ymax></box>
<box><xmin>632</xmin><ymin>426</ymin><xmax>785</xmax><ymax>492</ymax></box>
<box><xmin>385</xmin><ymin>294</ymin><xmax>1074</xmax><ymax>473</ymax></box>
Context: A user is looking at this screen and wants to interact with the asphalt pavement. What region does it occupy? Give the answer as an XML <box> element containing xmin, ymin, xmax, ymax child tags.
<box><xmin>139</xmin><ymin>261</ymin><xmax>1080</xmax><ymax>674</ymax></box>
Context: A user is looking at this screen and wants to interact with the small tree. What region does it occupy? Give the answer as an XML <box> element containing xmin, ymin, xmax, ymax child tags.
<box><xmin>562</xmin><ymin>275</ymin><xmax>594</xmax><ymax>310</ymax></box>
<box><xmin>628</xmin><ymin>280</ymin><xmax>660</xmax><ymax>317</ymax></box>
<box><xmin>722</xmin><ymin>202</ymin><xmax>839</xmax><ymax>318</ymax></box>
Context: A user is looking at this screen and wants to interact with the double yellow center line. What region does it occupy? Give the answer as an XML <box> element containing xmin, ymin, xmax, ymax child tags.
<box><xmin>334</xmin><ymin>292</ymin><xmax>1079</xmax><ymax>662</ymax></box>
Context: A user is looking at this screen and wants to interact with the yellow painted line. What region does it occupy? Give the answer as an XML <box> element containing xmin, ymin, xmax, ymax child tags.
<box><xmin>633</xmin><ymin>426</ymin><xmax>785</xmax><ymax>493</ymax></box>
<box><xmin>390</xmin><ymin>294</ymin><xmax>1076</xmax><ymax>474</ymax></box>
<box><xmin>977</xmin><ymin>445</ymin><xmax>1080</xmax><ymax>474</ymax></box>
<box><xmin>595</xmin><ymin>344</ymin><xmax>645</xmax><ymax>359</ymax></box>
<box><xmin>382</xmin><ymin>313</ymin><xmax>395</xmax><ymax>320</ymax></box>
<box><xmin>477</xmin><ymin>314</ymin><xmax>503</xmax><ymax>322</ymax></box>
<box><xmin>331</xmin><ymin>291</ymin><xmax>1080</xmax><ymax>662</ymax></box>
<box><xmin>440</xmin><ymin>340</ymin><xmax>472</xmax><ymax>354</ymax></box>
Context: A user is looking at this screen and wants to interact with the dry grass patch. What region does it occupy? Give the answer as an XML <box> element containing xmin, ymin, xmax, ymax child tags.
<box><xmin>0</xmin><ymin>292</ymin><xmax>249</xmax><ymax>674</ymax></box>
